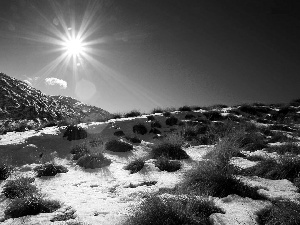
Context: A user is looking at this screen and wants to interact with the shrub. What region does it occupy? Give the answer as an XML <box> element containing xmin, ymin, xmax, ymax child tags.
<box><xmin>70</xmin><ymin>143</ymin><xmax>90</xmax><ymax>160</ymax></box>
<box><xmin>268</xmin><ymin>132</ymin><xmax>295</xmax><ymax>143</ymax></box>
<box><xmin>114</xmin><ymin>130</ymin><xmax>125</xmax><ymax>137</ymax></box>
<box><xmin>179</xmin><ymin>160</ymin><xmax>262</xmax><ymax>199</ymax></box>
<box><xmin>265</xmin><ymin>142</ymin><xmax>300</xmax><ymax>155</ymax></box>
<box><xmin>4</xmin><ymin>194</ymin><xmax>60</xmax><ymax>219</ymax></box>
<box><xmin>239</xmin><ymin>104</ymin><xmax>262</xmax><ymax>116</ymax></box>
<box><xmin>152</xmin><ymin>143</ymin><xmax>189</xmax><ymax>160</ymax></box>
<box><xmin>111</xmin><ymin>113</ymin><xmax>122</xmax><ymax>119</ymax></box>
<box><xmin>33</xmin><ymin>163</ymin><xmax>68</xmax><ymax>177</ymax></box>
<box><xmin>205</xmin><ymin>128</ymin><xmax>244</xmax><ymax>166</ymax></box>
<box><xmin>147</xmin><ymin>115</ymin><xmax>155</xmax><ymax>121</ymax></box>
<box><xmin>124</xmin><ymin>110</ymin><xmax>141</xmax><ymax>118</ymax></box>
<box><xmin>162</xmin><ymin>111</ymin><xmax>171</xmax><ymax>117</ymax></box>
<box><xmin>0</xmin><ymin>164</ymin><xmax>12</xmax><ymax>180</ymax></box>
<box><xmin>258</xmin><ymin>200</ymin><xmax>300</xmax><ymax>225</ymax></box>
<box><xmin>269</xmin><ymin>124</ymin><xmax>295</xmax><ymax>132</ymax></box>
<box><xmin>178</xmin><ymin>106</ymin><xmax>192</xmax><ymax>112</ymax></box>
<box><xmin>63</xmin><ymin>125</ymin><xmax>87</xmax><ymax>141</ymax></box>
<box><xmin>76</xmin><ymin>153</ymin><xmax>111</xmax><ymax>169</ymax></box>
<box><xmin>2</xmin><ymin>177</ymin><xmax>37</xmax><ymax>199</ymax></box>
<box><xmin>203</xmin><ymin>111</ymin><xmax>223</xmax><ymax>121</ymax></box>
<box><xmin>239</xmin><ymin>132</ymin><xmax>268</xmax><ymax>151</ymax></box>
<box><xmin>149</xmin><ymin>128</ymin><xmax>161</xmax><ymax>135</ymax></box>
<box><xmin>133</xmin><ymin>123</ymin><xmax>148</xmax><ymax>135</ymax></box>
<box><xmin>125</xmin><ymin>136</ymin><xmax>142</xmax><ymax>144</ymax></box>
<box><xmin>151</xmin><ymin>108</ymin><xmax>164</xmax><ymax>114</ymax></box>
<box><xmin>165</xmin><ymin>116</ymin><xmax>178</xmax><ymax>126</ymax></box>
<box><xmin>123</xmin><ymin>194</ymin><xmax>223</xmax><ymax>225</ymax></box>
<box><xmin>151</xmin><ymin>120</ymin><xmax>162</xmax><ymax>128</ymax></box>
<box><xmin>243</xmin><ymin>156</ymin><xmax>300</xmax><ymax>181</ymax></box>
<box><xmin>105</xmin><ymin>140</ymin><xmax>133</xmax><ymax>152</ymax></box>
<box><xmin>155</xmin><ymin>157</ymin><xmax>181</xmax><ymax>172</ymax></box>
<box><xmin>124</xmin><ymin>158</ymin><xmax>145</xmax><ymax>174</ymax></box>
<box><xmin>185</xmin><ymin>114</ymin><xmax>195</xmax><ymax>119</ymax></box>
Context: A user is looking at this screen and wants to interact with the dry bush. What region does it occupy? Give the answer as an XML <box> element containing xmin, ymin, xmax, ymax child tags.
<box><xmin>76</xmin><ymin>153</ymin><xmax>111</xmax><ymax>169</ymax></box>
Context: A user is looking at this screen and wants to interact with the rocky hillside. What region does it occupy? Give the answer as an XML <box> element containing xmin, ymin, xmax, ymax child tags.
<box><xmin>0</xmin><ymin>72</ymin><xmax>111</xmax><ymax>122</ymax></box>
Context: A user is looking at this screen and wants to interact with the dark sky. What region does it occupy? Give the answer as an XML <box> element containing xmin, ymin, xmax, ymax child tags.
<box><xmin>0</xmin><ymin>0</ymin><xmax>300</xmax><ymax>113</ymax></box>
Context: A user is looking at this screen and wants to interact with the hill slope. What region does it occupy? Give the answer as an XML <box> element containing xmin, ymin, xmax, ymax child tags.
<box><xmin>0</xmin><ymin>72</ymin><xmax>111</xmax><ymax>122</ymax></box>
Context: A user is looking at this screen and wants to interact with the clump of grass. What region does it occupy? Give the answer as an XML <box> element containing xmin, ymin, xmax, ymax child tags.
<box><xmin>243</xmin><ymin>155</ymin><xmax>300</xmax><ymax>181</ymax></box>
<box><xmin>133</xmin><ymin>123</ymin><xmax>148</xmax><ymax>135</ymax></box>
<box><xmin>205</xmin><ymin>128</ymin><xmax>245</xmax><ymax>166</ymax></box>
<box><xmin>124</xmin><ymin>158</ymin><xmax>145</xmax><ymax>174</ymax></box>
<box><xmin>114</xmin><ymin>130</ymin><xmax>125</xmax><ymax>137</ymax></box>
<box><xmin>124</xmin><ymin>110</ymin><xmax>141</xmax><ymax>118</ymax></box>
<box><xmin>239</xmin><ymin>132</ymin><xmax>268</xmax><ymax>151</ymax></box>
<box><xmin>162</xmin><ymin>111</ymin><xmax>171</xmax><ymax>117</ymax></box>
<box><xmin>123</xmin><ymin>194</ymin><xmax>223</xmax><ymax>225</ymax></box>
<box><xmin>125</xmin><ymin>136</ymin><xmax>142</xmax><ymax>144</ymax></box>
<box><xmin>70</xmin><ymin>143</ymin><xmax>90</xmax><ymax>160</ymax></box>
<box><xmin>147</xmin><ymin>115</ymin><xmax>155</xmax><ymax>121</ymax></box>
<box><xmin>111</xmin><ymin>113</ymin><xmax>122</xmax><ymax>119</ymax></box>
<box><xmin>151</xmin><ymin>108</ymin><xmax>164</xmax><ymax>114</ymax></box>
<box><xmin>4</xmin><ymin>193</ymin><xmax>60</xmax><ymax>219</ymax></box>
<box><xmin>179</xmin><ymin>160</ymin><xmax>261</xmax><ymax>199</ymax></box>
<box><xmin>267</xmin><ymin>132</ymin><xmax>295</xmax><ymax>143</ymax></box>
<box><xmin>2</xmin><ymin>177</ymin><xmax>37</xmax><ymax>199</ymax></box>
<box><xmin>33</xmin><ymin>163</ymin><xmax>68</xmax><ymax>177</ymax></box>
<box><xmin>165</xmin><ymin>116</ymin><xmax>178</xmax><ymax>126</ymax></box>
<box><xmin>258</xmin><ymin>200</ymin><xmax>300</xmax><ymax>225</ymax></box>
<box><xmin>155</xmin><ymin>157</ymin><xmax>181</xmax><ymax>172</ymax></box>
<box><xmin>203</xmin><ymin>111</ymin><xmax>223</xmax><ymax>121</ymax></box>
<box><xmin>0</xmin><ymin>163</ymin><xmax>12</xmax><ymax>180</ymax></box>
<box><xmin>265</xmin><ymin>142</ymin><xmax>300</xmax><ymax>155</ymax></box>
<box><xmin>63</xmin><ymin>125</ymin><xmax>87</xmax><ymax>141</ymax></box>
<box><xmin>185</xmin><ymin>114</ymin><xmax>195</xmax><ymax>119</ymax></box>
<box><xmin>76</xmin><ymin>153</ymin><xmax>111</xmax><ymax>169</ymax></box>
<box><xmin>151</xmin><ymin>120</ymin><xmax>162</xmax><ymax>128</ymax></box>
<box><xmin>152</xmin><ymin>143</ymin><xmax>189</xmax><ymax>160</ymax></box>
<box><xmin>105</xmin><ymin>139</ymin><xmax>133</xmax><ymax>152</ymax></box>
<box><xmin>178</xmin><ymin>106</ymin><xmax>192</xmax><ymax>112</ymax></box>
<box><xmin>149</xmin><ymin>128</ymin><xmax>161</xmax><ymax>135</ymax></box>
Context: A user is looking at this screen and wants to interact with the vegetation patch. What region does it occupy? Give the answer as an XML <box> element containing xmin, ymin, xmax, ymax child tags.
<box><xmin>124</xmin><ymin>158</ymin><xmax>145</xmax><ymax>174</ymax></box>
<box><xmin>34</xmin><ymin>163</ymin><xmax>68</xmax><ymax>177</ymax></box>
<box><xmin>4</xmin><ymin>194</ymin><xmax>61</xmax><ymax>219</ymax></box>
<box><xmin>203</xmin><ymin>111</ymin><xmax>223</xmax><ymax>121</ymax></box>
<box><xmin>147</xmin><ymin>115</ymin><xmax>155</xmax><ymax>121</ymax></box>
<box><xmin>123</xmin><ymin>194</ymin><xmax>223</xmax><ymax>225</ymax></box>
<box><xmin>258</xmin><ymin>200</ymin><xmax>300</xmax><ymax>225</ymax></box>
<box><xmin>2</xmin><ymin>177</ymin><xmax>37</xmax><ymax>199</ymax></box>
<box><xmin>114</xmin><ymin>130</ymin><xmax>125</xmax><ymax>137</ymax></box>
<box><xmin>125</xmin><ymin>136</ymin><xmax>142</xmax><ymax>144</ymax></box>
<box><xmin>105</xmin><ymin>139</ymin><xmax>133</xmax><ymax>152</ymax></box>
<box><xmin>124</xmin><ymin>110</ymin><xmax>141</xmax><ymax>118</ymax></box>
<box><xmin>151</xmin><ymin>120</ymin><xmax>162</xmax><ymax>128</ymax></box>
<box><xmin>165</xmin><ymin>116</ymin><xmax>178</xmax><ymax>126</ymax></box>
<box><xmin>265</xmin><ymin>142</ymin><xmax>300</xmax><ymax>155</ymax></box>
<box><xmin>185</xmin><ymin>114</ymin><xmax>195</xmax><ymax>119</ymax></box>
<box><xmin>162</xmin><ymin>111</ymin><xmax>171</xmax><ymax>117</ymax></box>
<box><xmin>133</xmin><ymin>123</ymin><xmax>148</xmax><ymax>135</ymax></box>
<box><xmin>180</xmin><ymin>160</ymin><xmax>261</xmax><ymax>199</ymax></box>
<box><xmin>70</xmin><ymin>143</ymin><xmax>90</xmax><ymax>160</ymax></box>
<box><xmin>63</xmin><ymin>125</ymin><xmax>87</xmax><ymax>141</ymax></box>
<box><xmin>243</xmin><ymin>156</ymin><xmax>300</xmax><ymax>181</ymax></box>
<box><xmin>155</xmin><ymin>157</ymin><xmax>181</xmax><ymax>172</ymax></box>
<box><xmin>76</xmin><ymin>153</ymin><xmax>111</xmax><ymax>169</ymax></box>
<box><xmin>152</xmin><ymin>143</ymin><xmax>189</xmax><ymax>160</ymax></box>
<box><xmin>178</xmin><ymin>106</ymin><xmax>192</xmax><ymax>112</ymax></box>
<box><xmin>0</xmin><ymin>163</ymin><xmax>12</xmax><ymax>180</ymax></box>
<box><xmin>151</xmin><ymin>108</ymin><xmax>164</xmax><ymax>114</ymax></box>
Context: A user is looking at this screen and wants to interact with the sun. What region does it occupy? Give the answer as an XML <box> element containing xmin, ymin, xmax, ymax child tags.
<box><xmin>64</xmin><ymin>37</ymin><xmax>84</xmax><ymax>56</ymax></box>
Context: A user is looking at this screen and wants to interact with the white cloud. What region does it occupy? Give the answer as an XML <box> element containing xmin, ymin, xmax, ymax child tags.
<box><xmin>45</xmin><ymin>77</ymin><xmax>67</xmax><ymax>89</ymax></box>
<box><xmin>23</xmin><ymin>76</ymin><xmax>40</xmax><ymax>87</ymax></box>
